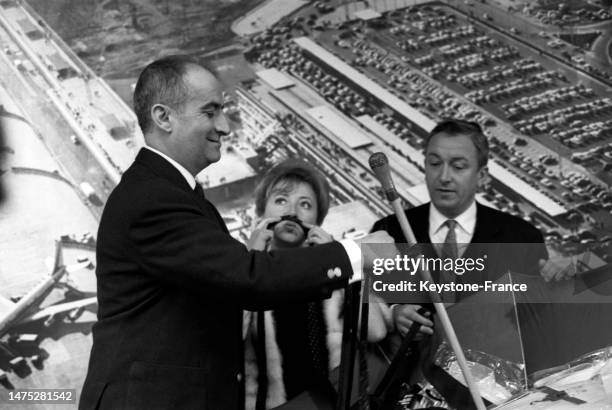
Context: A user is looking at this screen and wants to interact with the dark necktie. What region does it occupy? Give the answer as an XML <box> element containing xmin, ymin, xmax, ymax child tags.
<box><xmin>193</xmin><ymin>183</ymin><xmax>229</xmax><ymax>234</ymax></box>
<box><xmin>441</xmin><ymin>219</ymin><xmax>458</xmax><ymax>260</ymax></box>
<box><xmin>357</xmin><ymin>300</ymin><xmax>371</xmax><ymax>410</ymax></box>
<box><xmin>305</xmin><ymin>301</ymin><xmax>329</xmax><ymax>381</ymax></box>
<box><xmin>440</xmin><ymin>220</ymin><xmax>458</xmax><ymax>303</ymax></box>
<box><xmin>193</xmin><ymin>183</ymin><xmax>205</xmax><ymax>199</ymax></box>
<box><xmin>255</xmin><ymin>311</ymin><xmax>268</xmax><ymax>410</ymax></box>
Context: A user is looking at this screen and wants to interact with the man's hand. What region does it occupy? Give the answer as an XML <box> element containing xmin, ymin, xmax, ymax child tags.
<box><xmin>539</xmin><ymin>256</ymin><xmax>578</xmax><ymax>282</ymax></box>
<box><xmin>392</xmin><ymin>304</ymin><xmax>433</xmax><ymax>338</ymax></box>
<box><xmin>303</xmin><ymin>223</ymin><xmax>334</xmax><ymax>246</ymax></box>
<box><xmin>247</xmin><ymin>217</ymin><xmax>279</xmax><ymax>251</ymax></box>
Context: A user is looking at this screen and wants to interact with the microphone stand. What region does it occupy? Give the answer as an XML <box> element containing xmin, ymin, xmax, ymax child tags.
<box><xmin>369</xmin><ymin>153</ymin><xmax>486</xmax><ymax>410</ymax></box>
<box><xmin>336</xmin><ymin>282</ymin><xmax>360</xmax><ymax>410</ymax></box>
<box><xmin>392</xmin><ymin>195</ymin><xmax>486</xmax><ymax>410</ymax></box>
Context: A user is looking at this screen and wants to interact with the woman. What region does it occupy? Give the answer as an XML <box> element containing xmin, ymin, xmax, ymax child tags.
<box><xmin>244</xmin><ymin>159</ymin><xmax>390</xmax><ymax>410</ymax></box>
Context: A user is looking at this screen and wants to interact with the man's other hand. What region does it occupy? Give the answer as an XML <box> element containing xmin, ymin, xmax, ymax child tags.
<box><xmin>539</xmin><ymin>256</ymin><xmax>578</xmax><ymax>282</ymax></box>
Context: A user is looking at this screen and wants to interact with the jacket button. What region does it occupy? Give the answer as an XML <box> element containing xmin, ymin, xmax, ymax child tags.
<box><xmin>236</xmin><ymin>372</ymin><xmax>243</xmax><ymax>382</ymax></box>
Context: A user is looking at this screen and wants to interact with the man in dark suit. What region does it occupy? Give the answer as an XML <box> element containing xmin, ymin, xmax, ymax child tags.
<box><xmin>370</xmin><ymin>121</ymin><xmax>607</xmax><ymax>407</ymax></box>
<box><xmin>371</xmin><ymin>119</ymin><xmax>548</xmax><ymax>337</ymax></box>
<box><xmin>370</xmin><ymin>119</ymin><xmax>558</xmax><ymax>408</ymax></box>
<box><xmin>79</xmin><ymin>55</ymin><xmax>391</xmax><ymax>410</ymax></box>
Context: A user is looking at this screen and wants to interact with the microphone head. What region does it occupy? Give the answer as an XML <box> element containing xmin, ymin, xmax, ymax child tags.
<box><xmin>368</xmin><ymin>152</ymin><xmax>388</xmax><ymax>171</ymax></box>
<box><xmin>368</xmin><ymin>152</ymin><xmax>398</xmax><ymax>201</ymax></box>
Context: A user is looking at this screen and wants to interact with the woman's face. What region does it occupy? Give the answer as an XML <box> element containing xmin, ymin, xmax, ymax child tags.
<box><xmin>264</xmin><ymin>180</ymin><xmax>318</xmax><ymax>246</ymax></box>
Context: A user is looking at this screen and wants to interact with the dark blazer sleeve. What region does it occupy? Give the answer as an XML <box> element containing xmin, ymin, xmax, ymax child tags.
<box><xmin>127</xmin><ymin>184</ymin><xmax>351</xmax><ymax>310</ymax></box>
<box><xmin>489</xmin><ymin>207</ymin><xmax>549</xmax><ymax>275</ymax></box>
<box><xmin>515</xmin><ymin>222</ymin><xmax>549</xmax><ymax>276</ymax></box>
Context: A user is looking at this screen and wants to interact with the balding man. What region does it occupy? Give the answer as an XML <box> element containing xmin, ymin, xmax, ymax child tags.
<box><xmin>79</xmin><ymin>55</ymin><xmax>390</xmax><ymax>410</ymax></box>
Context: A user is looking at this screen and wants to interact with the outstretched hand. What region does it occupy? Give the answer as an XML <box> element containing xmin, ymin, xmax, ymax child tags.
<box><xmin>539</xmin><ymin>256</ymin><xmax>579</xmax><ymax>282</ymax></box>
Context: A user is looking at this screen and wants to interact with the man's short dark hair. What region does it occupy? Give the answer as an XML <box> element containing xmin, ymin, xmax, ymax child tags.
<box><xmin>424</xmin><ymin>119</ymin><xmax>489</xmax><ymax>168</ymax></box>
<box><xmin>133</xmin><ymin>55</ymin><xmax>216</xmax><ymax>134</ymax></box>
<box><xmin>254</xmin><ymin>160</ymin><xmax>330</xmax><ymax>225</ymax></box>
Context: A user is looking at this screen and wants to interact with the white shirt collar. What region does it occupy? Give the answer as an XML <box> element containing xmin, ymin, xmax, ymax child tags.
<box><xmin>144</xmin><ymin>146</ymin><xmax>196</xmax><ymax>189</ymax></box>
<box><xmin>429</xmin><ymin>200</ymin><xmax>477</xmax><ymax>238</ymax></box>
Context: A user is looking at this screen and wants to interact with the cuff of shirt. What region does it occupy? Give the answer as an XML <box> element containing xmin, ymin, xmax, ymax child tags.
<box><xmin>339</xmin><ymin>239</ymin><xmax>362</xmax><ymax>284</ymax></box>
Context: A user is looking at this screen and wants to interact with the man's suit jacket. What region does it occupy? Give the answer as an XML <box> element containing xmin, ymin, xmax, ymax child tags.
<box><xmin>371</xmin><ymin>202</ymin><xmax>548</xmax><ymax>287</ymax></box>
<box><xmin>79</xmin><ymin>149</ymin><xmax>353</xmax><ymax>410</ymax></box>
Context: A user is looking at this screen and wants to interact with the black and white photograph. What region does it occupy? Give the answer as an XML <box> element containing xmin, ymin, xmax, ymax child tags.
<box><xmin>0</xmin><ymin>0</ymin><xmax>611</xmax><ymax>408</ymax></box>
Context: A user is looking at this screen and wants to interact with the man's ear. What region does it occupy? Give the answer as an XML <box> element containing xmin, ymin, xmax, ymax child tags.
<box><xmin>151</xmin><ymin>104</ymin><xmax>172</xmax><ymax>133</ymax></box>
<box><xmin>478</xmin><ymin>165</ymin><xmax>489</xmax><ymax>187</ymax></box>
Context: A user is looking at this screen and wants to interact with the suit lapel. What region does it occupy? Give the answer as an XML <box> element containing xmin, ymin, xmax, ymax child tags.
<box><xmin>203</xmin><ymin>198</ymin><xmax>230</xmax><ymax>234</ymax></box>
<box><xmin>460</xmin><ymin>204</ymin><xmax>503</xmax><ymax>290</ymax></box>
<box><xmin>135</xmin><ymin>148</ymin><xmax>230</xmax><ymax>234</ymax></box>
<box><xmin>471</xmin><ymin>203</ymin><xmax>501</xmax><ymax>243</ymax></box>
<box><xmin>191</xmin><ymin>186</ymin><xmax>229</xmax><ymax>234</ymax></box>
<box><xmin>406</xmin><ymin>204</ymin><xmax>431</xmax><ymax>244</ymax></box>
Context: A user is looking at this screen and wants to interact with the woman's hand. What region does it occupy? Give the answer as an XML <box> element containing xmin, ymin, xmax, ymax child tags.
<box><xmin>247</xmin><ymin>217</ymin><xmax>279</xmax><ymax>250</ymax></box>
<box><xmin>303</xmin><ymin>223</ymin><xmax>334</xmax><ymax>246</ymax></box>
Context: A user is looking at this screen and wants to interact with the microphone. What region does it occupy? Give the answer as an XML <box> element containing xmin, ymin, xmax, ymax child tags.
<box><xmin>368</xmin><ymin>152</ymin><xmax>398</xmax><ymax>202</ymax></box>
<box><xmin>369</xmin><ymin>151</ymin><xmax>417</xmax><ymax>244</ymax></box>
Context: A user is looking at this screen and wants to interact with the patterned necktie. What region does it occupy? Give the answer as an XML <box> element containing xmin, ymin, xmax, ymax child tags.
<box><xmin>305</xmin><ymin>301</ymin><xmax>328</xmax><ymax>381</ymax></box>
<box><xmin>440</xmin><ymin>220</ymin><xmax>458</xmax><ymax>303</ymax></box>
<box><xmin>441</xmin><ymin>219</ymin><xmax>458</xmax><ymax>259</ymax></box>
<box><xmin>255</xmin><ymin>311</ymin><xmax>268</xmax><ymax>410</ymax></box>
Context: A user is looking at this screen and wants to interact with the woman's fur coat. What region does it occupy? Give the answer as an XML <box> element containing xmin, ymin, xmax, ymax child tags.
<box><xmin>243</xmin><ymin>290</ymin><xmax>344</xmax><ymax>410</ymax></box>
